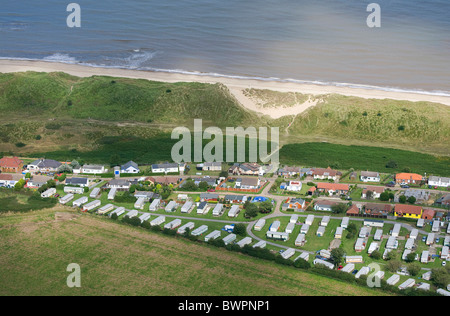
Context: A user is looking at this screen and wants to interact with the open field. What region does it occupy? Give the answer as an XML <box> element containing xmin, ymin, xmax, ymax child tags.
<box><xmin>0</xmin><ymin>208</ymin><xmax>387</xmax><ymax>296</ymax></box>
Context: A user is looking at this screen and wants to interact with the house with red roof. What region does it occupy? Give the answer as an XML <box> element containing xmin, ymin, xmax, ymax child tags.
<box><xmin>317</xmin><ymin>182</ymin><xmax>350</xmax><ymax>196</ymax></box>
<box><xmin>0</xmin><ymin>157</ymin><xmax>23</xmax><ymax>173</ymax></box>
<box><xmin>394</xmin><ymin>204</ymin><xmax>423</xmax><ymax>219</ymax></box>
<box><xmin>395</xmin><ymin>173</ymin><xmax>423</xmax><ymax>185</ymax></box>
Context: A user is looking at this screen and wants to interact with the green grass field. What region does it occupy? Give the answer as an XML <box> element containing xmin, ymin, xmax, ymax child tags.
<box><xmin>0</xmin><ymin>208</ymin><xmax>388</xmax><ymax>296</ymax></box>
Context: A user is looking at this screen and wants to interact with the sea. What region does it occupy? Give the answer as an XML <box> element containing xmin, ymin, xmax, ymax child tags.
<box><xmin>1</xmin><ymin>0</ymin><xmax>449</xmax><ymax>95</ymax></box>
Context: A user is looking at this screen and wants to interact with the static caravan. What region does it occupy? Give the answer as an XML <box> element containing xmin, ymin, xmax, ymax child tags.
<box><xmin>73</xmin><ymin>196</ymin><xmax>88</xmax><ymax>207</ymax></box>
<box><xmin>108</xmin><ymin>188</ymin><xmax>117</xmax><ymax>200</ymax></box>
<box><xmin>150</xmin><ymin>215</ymin><xmax>165</xmax><ymax>226</ymax></box>
<box><xmin>368</xmin><ymin>242</ymin><xmax>379</xmax><ymax>255</ymax></box>
<box><xmin>295</xmin><ymin>233</ymin><xmax>306</xmax><ymax>247</ymax></box>
<box><xmin>313</xmin><ymin>259</ymin><xmax>334</xmax><ymax>270</ymax></box>
<box><xmin>448</xmin><ymin>224</ymin><xmax>450</xmax><ymax>234</ymax></box>
<box><xmin>355</xmin><ymin>238</ymin><xmax>366</xmax><ymax>252</ymax></box>
<box><xmin>109</xmin><ymin>207</ymin><xmax>125</xmax><ymax>218</ymax></box>
<box><xmin>64</xmin><ymin>186</ymin><xmax>84</xmax><ymax>195</ymax></box>
<box><xmin>253</xmin><ymin>240</ymin><xmax>266</xmax><ymax>249</ymax></box>
<box><xmin>294</xmin><ymin>252</ymin><xmax>309</xmax><ymax>262</ymax></box>
<box><xmin>386</xmin><ymin>236</ymin><xmax>398</xmax><ymax>249</ymax></box>
<box><xmin>305</xmin><ymin>215</ymin><xmax>314</xmax><ymax>226</ymax></box>
<box><xmin>266</xmin><ymin>231</ymin><xmax>289</xmax><ymax>241</ymax></box>
<box><xmin>317</xmin><ymin>226</ymin><xmax>326</xmax><ymax>237</ymax></box>
<box><xmin>228</xmin><ymin>205</ymin><xmax>241</xmax><ymax>218</ymax></box>
<box><xmin>345</xmin><ymin>256</ymin><xmax>363</xmax><ymax>264</ymax></box>
<box><xmin>321</xmin><ymin>216</ymin><xmax>330</xmax><ymax>227</ymax></box>
<box><xmin>181</xmin><ymin>201</ymin><xmax>194</xmax><ymax>214</ymax></box>
<box><xmin>363</xmin><ymin>219</ymin><xmax>384</xmax><ymax>228</ymax></box>
<box><xmin>41</xmin><ymin>188</ymin><xmax>56</xmax><ymax>198</ymax></box>
<box><xmin>98</xmin><ymin>204</ymin><xmax>115</xmax><ymax>215</ymax></box>
<box><xmin>204</xmin><ymin>230</ymin><xmax>221</xmax><ymax>242</ymax></box>
<box><xmin>134</xmin><ymin>197</ymin><xmax>146</xmax><ymax>210</ymax></box>
<box><xmin>374</xmin><ymin>229</ymin><xmax>383</xmax><ymax>241</ymax></box>
<box><xmin>237</xmin><ymin>237</ymin><xmax>252</xmax><ymax>248</ymax></box>
<box><xmin>138</xmin><ymin>213</ymin><xmax>151</xmax><ymax>223</ymax></box>
<box><xmin>320</xmin><ymin>249</ymin><xmax>331</xmax><ymax>259</ymax></box>
<box><xmin>212</xmin><ymin>203</ymin><xmax>224</xmax><ymax>216</ymax></box>
<box><xmin>335</xmin><ymin>227</ymin><xmax>344</xmax><ymax>239</ymax></box>
<box><xmin>290</xmin><ymin>214</ymin><xmax>299</xmax><ymax>224</ymax></box>
<box><xmin>409</xmin><ymin>229</ymin><xmax>419</xmax><ymax>240</ymax></box>
<box><xmin>269</xmin><ymin>220</ymin><xmax>281</xmax><ymax>232</ymax></box>
<box><xmin>426</xmin><ymin>233</ymin><xmax>435</xmax><ymax>246</ymax></box>
<box><xmin>59</xmin><ymin>194</ymin><xmax>74</xmax><ymax>205</ymax></box>
<box><xmin>341</xmin><ymin>217</ymin><xmax>350</xmax><ymax>229</ymax></box>
<box><xmin>342</xmin><ymin>263</ymin><xmax>355</xmax><ymax>273</ymax></box>
<box><xmin>445</xmin><ymin>236</ymin><xmax>450</xmax><ymax>247</ymax></box>
<box><xmin>437</xmin><ymin>289</ymin><xmax>450</xmax><ymax>297</ymax></box>
<box><xmin>398</xmin><ymin>279</ymin><xmax>415</xmax><ymax>290</ymax></box>
<box><xmin>126</xmin><ymin>209</ymin><xmax>139</xmax><ymax>218</ymax></box>
<box><xmin>355</xmin><ymin>266</ymin><xmax>370</xmax><ymax>279</ymax></box>
<box><xmin>165</xmin><ymin>201</ymin><xmax>177</xmax><ymax>212</ymax></box>
<box><xmin>432</xmin><ymin>221</ymin><xmax>440</xmax><ymax>232</ymax></box>
<box><xmin>149</xmin><ymin>199</ymin><xmax>161</xmax><ymax>211</ymax></box>
<box><xmin>82</xmin><ymin>200</ymin><xmax>101</xmax><ymax>212</ymax></box>
<box><xmin>222</xmin><ymin>233</ymin><xmax>237</xmax><ymax>245</ymax></box>
<box><xmin>421</xmin><ymin>251</ymin><xmax>430</xmax><ymax>263</ymax></box>
<box><xmin>281</xmin><ymin>248</ymin><xmax>295</xmax><ymax>260</ymax></box>
<box><xmin>90</xmin><ymin>187</ymin><xmax>101</xmax><ymax>198</ymax></box>
<box><xmin>386</xmin><ymin>274</ymin><xmax>400</xmax><ymax>286</ymax></box>
<box><xmin>416</xmin><ymin>283</ymin><xmax>430</xmax><ymax>291</ymax></box>
<box><xmin>359</xmin><ymin>227</ymin><xmax>370</xmax><ymax>238</ymax></box>
<box><xmin>196</xmin><ymin>202</ymin><xmax>209</xmax><ymax>214</ymax></box>
<box><xmin>300</xmin><ymin>224</ymin><xmax>310</xmax><ymax>234</ymax></box>
<box><xmin>405</xmin><ymin>238</ymin><xmax>415</xmax><ymax>250</ymax></box>
<box><xmin>191</xmin><ymin>225</ymin><xmax>208</xmax><ymax>236</ymax></box>
<box><xmin>391</xmin><ymin>224</ymin><xmax>401</xmax><ymax>237</ymax></box>
<box><xmin>178</xmin><ymin>222</ymin><xmax>195</xmax><ymax>234</ymax></box>
<box><xmin>417</xmin><ymin>218</ymin><xmax>425</xmax><ymax>228</ymax></box>
<box><xmin>254</xmin><ymin>219</ymin><xmax>266</xmax><ymax>231</ymax></box>
<box><xmin>285</xmin><ymin>222</ymin><xmax>295</xmax><ymax>234</ymax></box>
<box><xmin>402</xmin><ymin>249</ymin><xmax>412</xmax><ymax>261</ymax></box>
<box><xmin>441</xmin><ymin>246</ymin><xmax>449</xmax><ymax>260</ymax></box>
<box><xmin>164</xmin><ymin>219</ymin><xmax>182</xmax><ymax>230</ymax></box>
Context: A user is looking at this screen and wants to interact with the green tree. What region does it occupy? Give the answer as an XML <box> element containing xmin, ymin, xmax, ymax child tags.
<box><xmin>244</xmin><ymin>203</ymin><xmax>259</xmax><ymax>218</ymax></box>
<box><xmin>233</xmin><ymin>223</ymin><xmax>247</xmax><ymax>236</ymax></box>
<box><xmin>258</xmin><ymin>201</ymin><xmax>273</xmax><ymax>214</ymax></box>
<box><xmin>330</xmin><ymin>248</ymin><xmax>345</xmax><ymax>267</ymax></box>
<box><xmin>405</xmin><ymin>252</ymin><xmax>416</xmax><ymax>263</ymax></box>
<box><xmin>379</xmin><ymin>191</ymin><xmax>390</xmax><ymax>201</ymax></box>
<box><xmin>407</xmin><ymin>196</ymin><xmax>416</xmax><ymax>204</ymax></box>
<box><xmin>331</xmin><ymin>203</ymin><xmax>348</xmax><ymax>214</ymax></box>
<box><xmin>371</xmin><ymin>250</ymin><xmax>382</xmax><ymax>260</ymax></box>
<box><xmin>14</xmin><ymin>179</ymin><xmax>26</xmax><ymax>191</ymax></box>
<box><xmin>399</xmin><ymin>195</ymin><xmax>407</xmax><ymax>203</ymax></box>
<box><xmin>407</xmin><ymin>263</ymin><xmax>421</xmax><ymax>276</ymax></box>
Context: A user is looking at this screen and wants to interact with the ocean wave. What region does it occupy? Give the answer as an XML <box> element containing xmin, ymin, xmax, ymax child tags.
<box><xmin>1</xmin><ymin>54</ymin><xmax>449</xmax><ymax>97</ymax></box>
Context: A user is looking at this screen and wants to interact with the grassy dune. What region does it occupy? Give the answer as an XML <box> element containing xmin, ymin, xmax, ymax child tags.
<box><xmin>0</xmin><ymin>209</ymin><xmax>387</xmax><ymax>296</ymax></box>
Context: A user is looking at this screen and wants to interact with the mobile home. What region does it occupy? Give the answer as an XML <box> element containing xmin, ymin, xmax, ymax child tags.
<box><xmin>266</xmin><ymin>231</ymin><xmax>289</xmax><ymax>241</ymax></box>
<box><xmin>294</xmin><ymin>251</ymin><xmax>309</xmax><ymax>262</ymax></box>
<box><xmin>386</xmin><ymin>236</ymin><xmax>398</xmax><ymax>249</ymax></box>
<box><xmin>73</xmin><ymin>196</ymin><xmax>88</xmax><ymax>207</ymax></box>
<box><xmin>64</xmin><ymin>186</ymin><xmax>84</xmax><ymax>195</ymax></box>
<box><xmin>191</xmin><ymin>225</ymin><xmax>208</xmax><ymax>236</ymax></box>
<box><xmin>341</xmin><ymin>217</ymin><xmax>350</xmax><ymax>229</ymax></box>
<box><xmin>212</xmin><ymin>203</ymin><xmax>224</xmax><ymax>216</ymax></box>
<box><xmin>285</xmin><ymin>222</ymin><xmax>295</xmax><ymax>234</ymax></box>
<box><xmin>442</xmin><ymin>246</ymin><xmax>449</xmax><ymax>260</ymax></box>
<box><xmin>391</xmin><ymin>224</ymin><xmax>401</xmax><ymax>237</ymax></box>
<box><xmin>342</xmin><ymin>263</ymin><xmax>355</xmax><ymax>273</ymax></box>
<box><xmin>204</xmin><ymin>230</ymin><xmax>221</xmax><ymax>242</ymax></box>
<box><xmin>269</xmin><ymin>220</ymin><xmax>281</xmax><ymax>232</ymax></box>
<box><xmin>196</xmin><ymin>201</ymin><xmax>209</xmax><ymax>214</ymax></box>
<box><xmin>355</xmin><ymin>238</ymin><xmax>366</xmax><ymax>252</ymax></box>
<box><xmin>432</xmin><ymin>220</ymin><xmax>440</xmax><ymax>232</ymax></box>
<box><xmin>355</xmin><ymin>266</ymin><xmax>370</xmax><ymax>279</ymax></box>
<box><xmin>386</xmin><ymin>274</ymin><xmax>400</xmax><ymax>286</ymax></box>
<box><xmin>237</xmin><ymin>237</ymin><xmax>252</xmax><ymax>248</ymax></box>
<box><xmin>178</xmin><ymin>222</ymin><xmax>195</xmax><ymax>234</ymax></box>
<box><xmin>300</xmin><ymin>224</ymin><xmax>310</xmax><ymax>234</ymax></box>
<box><xmin>405</xmin><ymin>238</ymin><xmax>415</xmax><ymax>250</ymax></box>
<box><xmin>134</xmin><ymin>197</ymin><xmax>146</xmax><ymax>210</ymax></box>
<box><xmin>335</xmin><ymin>227</ymin><xmax>344</xmax><ymax>239</ymax></box>
<box><xmin>181</xmin><ymin>201</ymin><xmax>194</xmax><ymax>214</ymax></box>
<box><xmin>398</xmin><ymin>279</ymin><xmax>415</xmax><ymax>290</ymax></box>
<box><xmin>281</xmin><ymin>248</ymin><xmax>295</xmax><ymax>259</ymax></box>
<box><xmin>426</xmin><ymin>233</ymin><xmax>435</xmax><ymax>246</ymax></box>
<box><xmin>98</xmin><ymin>204</ymin><xmax>115</xmax><ymax>215</ymax></box>
<box><xmin>41</xmin><ymin>188</ymin><xmax>56</xmax><ymax>198</ymax></box>
<box><xmin>126</xmin><ymin>209</ymin><xmax>139</xmax><ymax>218</ymax></box>
<box><xmin>165</xmin><ymin>201</ymin><xmax>177</xmax><ymax>212</ymax></box>
<box><xmin>317</xmin><ymin>226</ymin><xmax>326</xmax><ymax>237</ymax></box>
<box><xmin>149</xmin><ymin>199</ymin><xmax>161</xmax><ymax>211</ymax></box>
<box><xmin>254</xmin><ymin>219</ymin><xmax>266</xmax><ymax>231</ymax></box>
<box><xmin>82</xmin><ymin>200</ymin><xmax>101</xmax><ymax>212</ymax></box>
<box><xmin>253</xmin><ymin>240</ymin><xmax>266</xmax><ymax>249</ymax></box>
<box><xmin>228</xmin><ymin>205</ymin><xmax>241</xmax><ymax>218</ymax></box>
<box><xmin>59</xmin><ymin>194</ymin><xmax>74</xmax><ymax>205</ymax></box>
<box><xmin>374</xmin><ymin>229</ymin><xmax>383</xmax><ymax>241</ymax></box>
<box><xmin>90</xmin><ymin>187</ymin><xmax>101</xmax><ymax>198</ymax></box>
<box><xmin>138</xmin><ymin>213</ymin><xmax>151</xmax><ymax>223</ymax></box>
<box><xmin>321</xmin><ymin>216</ymin><xmax>330</xmax><ymax>227</ymax></box>
<box><xmin>421</xmin><ymin>251</ymin><xmax>430</xmax><ymax>263</ymax></box>
<box><xmin>305</xmin><ymin>214</ymin><xmax>314</xmax><ymax>225</ymax></box>
<box><xmin>109</xmin><ymin>207</ymin><xmax>125</xmax><ymax>218</ymax></box>
<box><xmin>164</xmin><ymin>219</ymin><xmax>182</xmax><ymax>230</ymax></box>
<box><xmin>150</xmin><ymin>215</ymin><xmax>166</xmax><ymax>226</ymax></box>
<box><xmin>223</xmin><ymin>233</ymin><xmax>237</xmax><ymax>245</ymax></box>
<box><xmin>108</xmin><ymin>188</ymin><xmax>117</xmax><ymax>200</ymax></box>
<box><xmin>345</xmin><ymin>256</ymin><xmax>363</xmax><ymax>264</ymax></box>
<box><xmin>295</xmin><ymin>233</ymin><xmax>306</xmax><ymax>247</ymax></box>
<box><xmin>368</xmin><ymin>242</ymin><xmax>379</xmax><ymax>255</ymax></box>
<box><xmin>290</xmin><ymin>214</ymin><xmax>299</xmax><ymax>224</ymax></box>
<box><xmin>313</xmin><ymin>259</ymin><xmax>334</xmax><ymax>270</ymax></box>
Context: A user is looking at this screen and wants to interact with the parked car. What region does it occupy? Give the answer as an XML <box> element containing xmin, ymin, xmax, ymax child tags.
<box><xmin>401</xmin><ymin>185</ymin><xmax>410</xmax><ymax>188</ymax></box>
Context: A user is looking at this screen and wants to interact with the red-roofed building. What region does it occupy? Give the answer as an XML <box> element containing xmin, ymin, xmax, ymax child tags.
<box><xmin>317</xmin><ymin>182</ymin><xmax>350</xmax><ymax>196</ymax></box>
<box><xmin>0</xmin><ymin>157</ymin><xmax>23</xmax><ymax>173</ymax></box>
<box><xmin>346</xmin><ymin>204</ymin><xmax>360</xmax><ymax>216</ymax></box>
<box><xmin>394</xmin><ymin>204</ymin><xmax>423</xmax><ymax>219</ymax></box>
<box><xmin>395</xmin><ymin>173</ymin><xmax>423</xmax><ymax>185</ymax></box>
<box><xmin>422</xmin><ymin>209</ymin><xmax>435</xmax><ymax>220</ymax></box>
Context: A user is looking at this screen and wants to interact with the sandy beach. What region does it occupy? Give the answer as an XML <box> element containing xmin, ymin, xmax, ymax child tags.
<box><xmin>1</xmin><ymin>59</ymin><xmax>450</xmax><ymax>119</ymax></box>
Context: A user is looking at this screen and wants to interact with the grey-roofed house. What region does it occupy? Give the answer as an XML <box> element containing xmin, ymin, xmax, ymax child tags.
<box><xmin>107</xmin><ymin>179</ymin><xmax>131</xmax><ymax>190</ymax></box>
<box><xmin>151</xmin><ymin>163</ymin><xmax>179</xmax><ymax>173</ymax></box>
<box><xmin>27</xmin><ymin>159</ymin><xmax>62</xmax><ymax>174</ymax></box>
<box><xmin>121</xmin><ymin>161</ymin><xmax>140</xmax><ymax>174</ymax></box>
<box><xmin>360</xmin><ymin>171</ymin><xmax>381</xmax><ymax>182</ymax></box>
<box><xmin>65</xmin><ymin>177</ymin><xmax>90</xmax><ymax>187</ymax></box>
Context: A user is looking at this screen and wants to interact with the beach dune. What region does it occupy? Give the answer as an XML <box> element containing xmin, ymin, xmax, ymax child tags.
<box><xmin>1</xmin><ymin>59</ymin><xmax>450</xmax><ymax>119</ymax></box>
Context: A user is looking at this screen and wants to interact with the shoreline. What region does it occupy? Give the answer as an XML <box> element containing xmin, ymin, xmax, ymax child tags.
<box><xmin>1</xmin><ymin>59</ymin><xmax>450</xmax><ymax>107</ymax></box>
